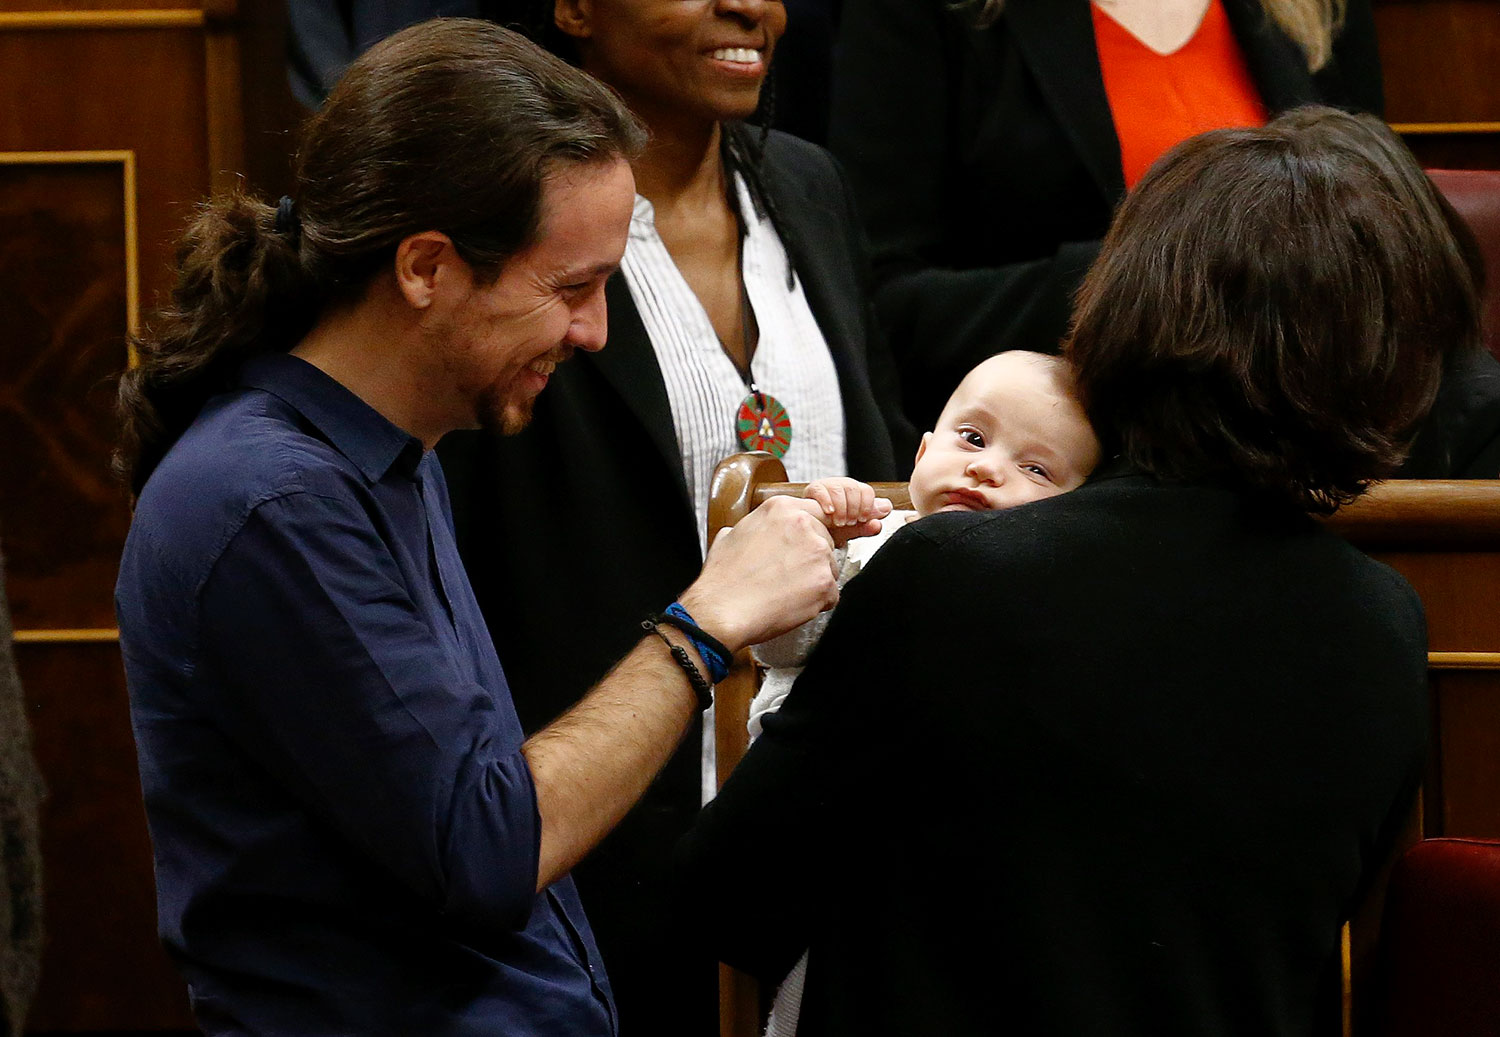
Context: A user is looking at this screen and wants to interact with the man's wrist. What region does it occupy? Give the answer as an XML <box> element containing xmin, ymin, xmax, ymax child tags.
<box><xmin>641</xmin><ymin>617</ymin><xmax>714</xmax><ymax>710</ymax></box>
<box><xmin>654</xmin><ymin>603</ymin><xmax>731</xmax><ymax>684</ymax></box>
<box><xmin>673</xmin><ymin>589</ymin><xmax>745</xmax><ymax>657</ymax></box>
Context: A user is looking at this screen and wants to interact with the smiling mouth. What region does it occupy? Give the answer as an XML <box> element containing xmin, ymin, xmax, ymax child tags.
<box><xmin>711</xmin><ymin>47</ymin><xmax>763</xmax><ymax>64</ymax></box>
<box><xmin>527</xmin><ymin>347</ymin><xmax>573</xmax><ymax>380</ymax></box>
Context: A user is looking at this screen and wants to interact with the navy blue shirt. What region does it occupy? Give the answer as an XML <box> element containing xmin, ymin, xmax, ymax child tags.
<box><xmin>116</xmin><ymin>353</ymin><xmax>616</xmax><ymax>1036</ymax></box>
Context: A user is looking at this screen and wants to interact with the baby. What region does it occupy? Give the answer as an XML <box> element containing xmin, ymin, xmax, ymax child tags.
<box><xmin>747</xmin><ymin>349</ymin><xmax>1102</xmax><ymax>1037</ymax></box>
<box><xmin>752</xmin><ymin>349</ymin><xmax>1102</xmax><ymax>729</ymax></box>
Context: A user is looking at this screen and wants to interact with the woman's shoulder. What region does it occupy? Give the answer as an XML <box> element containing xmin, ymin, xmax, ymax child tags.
<box><xmin>760</xmin><ymin>130</ymin><xmax>842</xmax><ymax>187</ymax></box>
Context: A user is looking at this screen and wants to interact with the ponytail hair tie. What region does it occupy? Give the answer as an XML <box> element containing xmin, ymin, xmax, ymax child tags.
<box><xmin>274</xmin><ymin>195</ymin><xmax>300</xmax><ymax>240</ymax></box>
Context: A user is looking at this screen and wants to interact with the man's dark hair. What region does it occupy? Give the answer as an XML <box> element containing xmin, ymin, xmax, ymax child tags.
<box><xmin>117</xmin><ymin>18</ymin><xmax>646</xmax><ymax>496</ymax></box>
<box><xmin>1066</xmin><ymin>106</ymin><xmax>1480</xmax><ymax>513</ymax></box>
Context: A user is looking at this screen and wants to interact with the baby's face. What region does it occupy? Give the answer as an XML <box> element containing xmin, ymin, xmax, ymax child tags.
<box><xmin>909</xmin><ymin>352</ymin><xmax>1101</xmax><ymax>516</ymax></box>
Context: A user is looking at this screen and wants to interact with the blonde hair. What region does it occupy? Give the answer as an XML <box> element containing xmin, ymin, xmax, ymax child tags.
<box><xmin>964</xmin><ymin>0</ymin><xmax>1346</xmax><ymax>71</ymax></box>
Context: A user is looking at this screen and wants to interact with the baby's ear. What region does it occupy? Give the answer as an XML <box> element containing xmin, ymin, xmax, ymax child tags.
<box><xmin>913</xmin><ymin>432</ymin><xmax>932</xmax><ymax>466</ymax></box>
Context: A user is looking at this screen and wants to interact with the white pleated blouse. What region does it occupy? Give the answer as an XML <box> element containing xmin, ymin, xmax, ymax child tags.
<box><xmin>621</xmin><ymin>176</ymin><xmax>848</xmax><ymax>557</ymax></box>
<box><xmin>620</xmin><ymin>175</ymin><xmax>849</xmax><ymax>802</ymax></box>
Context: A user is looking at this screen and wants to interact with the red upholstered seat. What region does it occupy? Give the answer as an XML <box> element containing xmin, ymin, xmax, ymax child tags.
<box><xmin>1429</xmin><ymin>169</ymin><xmax>1500</xmax><ymax>363</ymax></box>
<box><xmin>1377</xmin><ymin>836</ymin><xmax>1500</xmax><ymax>1037</ymax></box>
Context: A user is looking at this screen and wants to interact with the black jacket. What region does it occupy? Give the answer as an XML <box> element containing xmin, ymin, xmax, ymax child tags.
<box><xmin>828</xmin><ymin>0</ymin><xmax>1384</xmax><ymax>427</ymax></box>
<box><xmin>678</xmin><ymin>473</ymin><xmax>1428</xmax><ymax>1037</ymax></box>
<box><xmin>439</xmin><ymin>130</ymin><xmax>910</xmax><ymax>1037</ymax></box>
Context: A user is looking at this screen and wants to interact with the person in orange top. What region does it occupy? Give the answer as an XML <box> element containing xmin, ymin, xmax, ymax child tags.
<box><xmin>829</xmin><ymin>0</ymin><xmax>1381</xmax><ymax>431</ymax></box>
<box><xmin>1091</xmin><ymin>0</ymin><xmax>1270</xmax><ymax>189</ymax></box>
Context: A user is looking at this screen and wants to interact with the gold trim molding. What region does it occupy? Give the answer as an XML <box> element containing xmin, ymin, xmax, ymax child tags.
<box><xmin>1391</xmin><ymin>121</ymin><xmax>1500</xmax><ymax>136</ymax></box>
<box><xmin>0</xmin><ymin>9</ymin><xmax>204</xmax><ymax>31</ymax></box>
<box><xmin>1429</xmin><ymin>651</ymin><xmax>1500</xmax><ymax>670</ymax></box>
<box><xmin>1340</xmin><ymin>922</ymin><xmax>1352</xmax><ymax>1037</ymax></box>
<box><xmin>13</xmin><ymin>629</ymin><xmax>120</xmax><ymax>644</ymax></box>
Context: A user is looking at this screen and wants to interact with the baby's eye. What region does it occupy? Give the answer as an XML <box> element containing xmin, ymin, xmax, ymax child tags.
<box><xmin>958</xmin><ymin>427</ymin><xmax>985</xmax><ymax>448</ymax></box>
<box><xmin>1020</xmin><ymin>462</ymin><xmax>1053</xmax><ymax>481</ymax></box>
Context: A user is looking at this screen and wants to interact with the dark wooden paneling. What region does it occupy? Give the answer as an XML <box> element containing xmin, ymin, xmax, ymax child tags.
<box><xmin>1371</xmin><ymin>552</ymin><xmax>1500</xmax><ymax>651</ymax></box>
<box><xmin>16</xmin><ymin>640</ymin><xmax>193</xmax><ymax>1030</ymax></box>
<box><xmin>1404</xmin><ymin>133</ymin><xmax>1500</xmax><ymax>171</ymax></box>
<box><xmin>1367</xmin><ymin>549</ymin><xmax>1500</xmax><ymax>840</ymax></box>
<box><xmin>1375</xmin><ymin>0</ymin><xmax>1500</xmax><ymax>123</ymax></box>
<box><xmin>1376</xmin><ymin>0</ymin><xmax>1500</xmax><ymax>169</ymax></box>
<box><xmin>237</xmin><ymin>0</ymin><xmax>305</xmax><ymax>197</ymax></box>
<box><xmin>0</xmin><ymin>13</ymin><xmax>219</xmax><ymax>1033</ymax></box>
<box><xmin>0</xmin><ymin>27</ymin><xmax>210</xmax><ymax>317</ymax></box>
<box><xmin>1431</xmin><ymin>670</ymin><xmax>1500</xmax><ymax>837</ymax></box>
<box><xmin>0</xmin><ymin>161</ymin><xmax>130</xmax><ymax>631</ymax></box>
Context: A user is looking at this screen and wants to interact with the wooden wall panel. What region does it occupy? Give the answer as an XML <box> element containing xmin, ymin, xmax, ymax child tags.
<box><xmin>0</xmin><ymin>7</ymin><xmax>231</xmax><ymax>1032</ymax></box>
<box><xmin>1430</xmin><ymin>670</ymin><xmax>1500</xmax><ymax>837</ymax></box>
<box><xmin>0</xmin><ymin>159</ymin><xmax>132</xmax><ymax>631</ymax></box>
<box><xmin>16</xmin><ymin>641</ymin><xmax>193</xmax><ymax>1030</ymax></box>
<box><xmin>1401</xmin><ymin>132</ymin><xmax>1500</xmax><ymax>170</ymax></box>
<box><xmin>0</xmin><ymin>27</ymin><xmax>210</xmax><ymax>309</ymax></box>
<box><xmin>1371</xmin><ymin>546</ymin><xmax>1500</xmax><ymax>842</ymax></box>
<box><xmin>1375</xmin><ymin>0</ymin><xmax>1500</xmax><ymax>169</ymax></box>
<box><xmin>1376</xmin><ymin>0</ymin><xmax>1500</xmax><ymax>123</ymax></box>
<box><xmin>1373</xmin><ymin>552</ymin><xmax>1500</xmax><ymax>650</ymax></box>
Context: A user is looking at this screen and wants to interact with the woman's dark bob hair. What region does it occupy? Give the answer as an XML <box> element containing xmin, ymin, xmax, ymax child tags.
<box><xmin>1065</xmin><ymin>106</ymin><xmax>1480</xmax><ymax>512</ymax></box>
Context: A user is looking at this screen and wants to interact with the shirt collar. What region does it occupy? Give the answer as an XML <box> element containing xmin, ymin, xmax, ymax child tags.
<box><xmin>239</xmin><ymin>352</ymin><xmax>425</xmax><ymax>482</ymax></box>
<box><xmin>628</xmin><ymin>193</ymin><xmax>657</xmax><ymax>242</ymax></box>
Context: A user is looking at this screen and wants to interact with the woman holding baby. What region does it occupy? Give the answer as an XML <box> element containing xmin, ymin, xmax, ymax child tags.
<box><xmin>677</xmin><ymin>107</ymin><xmax>1475</xmax><ymax>1036</ymax></box>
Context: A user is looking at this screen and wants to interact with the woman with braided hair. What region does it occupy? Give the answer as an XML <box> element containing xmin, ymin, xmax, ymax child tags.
<box><xmin>436</xmin><ymin>3</ymin><xmax>914</xmax><ymax>1035</ymax></box>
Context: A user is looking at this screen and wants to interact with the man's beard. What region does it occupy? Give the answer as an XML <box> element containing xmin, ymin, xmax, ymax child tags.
<box><xmin>478</xmin><ymin>388</ymin><xmax>534</xmax><ymax>437</ymax></box>
<box><xmin>474</xmin><ymin>348</ymin><xmax>571</xmax><ymax>436</ymax></box>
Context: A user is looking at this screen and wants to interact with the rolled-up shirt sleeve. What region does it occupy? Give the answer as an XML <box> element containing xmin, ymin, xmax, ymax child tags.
<box><xmin>197</xmin><ymin>488</ymin><xmax>541</xmax><ymax>931</ymax></box>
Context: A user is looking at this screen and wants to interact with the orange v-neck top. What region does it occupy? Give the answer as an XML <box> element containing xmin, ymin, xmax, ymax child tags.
<box><xmin>1092</xmin><ymin>0</ymin><xmax>1269</xmax><ymax>189</ymax></box>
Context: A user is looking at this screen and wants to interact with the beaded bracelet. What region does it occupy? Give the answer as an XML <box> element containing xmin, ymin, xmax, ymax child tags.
<box><xmin>641</xmin><ymin>618</ymin><xmax>714</xmax><ymax>711</ymax></box>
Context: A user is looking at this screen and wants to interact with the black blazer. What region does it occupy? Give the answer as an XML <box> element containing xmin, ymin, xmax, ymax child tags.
<box><xmin>828</xmin><ymin>0</ymin><xmax>1383</xmax><ymax>427</ymax></box>
<box><xmin>1400</xmin><ymin>345</ymin><xmax>1500</xmax><ymax>479</ymax></box>
<box><xmin>439</xmin><ymin>130</ymin><xmax>910</xmax><ymax>1037</ymax></box>
<box><xmin>677</xmin><ymin>473</ymin><xmax>1428</xmax><ymax>1037</ymax></box>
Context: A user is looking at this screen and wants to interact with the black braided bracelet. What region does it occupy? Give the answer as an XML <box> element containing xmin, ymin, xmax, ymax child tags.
<box><xmin>641</xmin><ymin>619</ymin><xmax>714</xmax><ymax>711</ymax></box>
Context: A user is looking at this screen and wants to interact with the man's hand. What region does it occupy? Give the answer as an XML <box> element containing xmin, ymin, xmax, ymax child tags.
<box><xmin>804</xmin><ymin>477</ymin><xmax>894</xmax><ymax>548</ymax></box>
<box><xmin>678</xmin><ymin>495</ymin><xmax>844</xmax><ymax>653</ymax></box>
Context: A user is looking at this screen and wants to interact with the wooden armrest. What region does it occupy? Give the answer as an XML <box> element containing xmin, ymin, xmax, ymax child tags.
<box><xmin>750</xmin><ymin>481</ymin><xmax>913</xmax><ymax>512</ymax></box>
<box><xmin>708</xmin><ymin>452</ymin><xmax>914</xmax><ymax>546</ymax></box>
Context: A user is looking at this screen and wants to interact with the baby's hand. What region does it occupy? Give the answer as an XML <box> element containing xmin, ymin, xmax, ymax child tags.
<box><xmin>803</xmin><ymin>478</ymin><xmax>893</xmax><ymax>546</ymax></box>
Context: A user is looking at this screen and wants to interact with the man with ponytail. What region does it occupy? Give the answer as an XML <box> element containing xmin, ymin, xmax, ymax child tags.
<box><xmin>113</xmin><ymin>19</ymin><xmax>850</xmax><ymax>1036</ymax></box>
